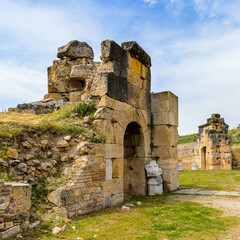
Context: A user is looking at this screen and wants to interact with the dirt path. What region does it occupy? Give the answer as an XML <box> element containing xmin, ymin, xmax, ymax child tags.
<box><xmin>168</xmin><ymin>194</ymin><xmax>240</xmax><ymax>239</ymax></box>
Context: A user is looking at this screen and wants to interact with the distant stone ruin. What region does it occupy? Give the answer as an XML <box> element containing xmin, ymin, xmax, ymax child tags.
<box><xmin>195</xmin><ymin>114</ymin><xmax>232</xmax><ymax>170</ymax></box>
<box><xmin>2</xmin><ymin>39</ymin><xmax>179</xmax><ymax>238</ymax></box>
<box><xmin>178</xmin><ymin>114</ymin><xmax>232</xmax><ymax>170</ymax></box>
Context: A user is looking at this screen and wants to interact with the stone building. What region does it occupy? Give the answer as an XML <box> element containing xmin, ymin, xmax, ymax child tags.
<box><xmin>195</xmin><ymin>114</ymin><xmax>232</xmax><ymax>170</ymax></box>
<box><xmin>9</xmin><ymin>39</ymin><xmax>179</xmax><ymax>220</ymax></box>
<box><xmin>178</xmin><ymin>114</ymin><xmax>232</xmax><ymax>170</ymax></box>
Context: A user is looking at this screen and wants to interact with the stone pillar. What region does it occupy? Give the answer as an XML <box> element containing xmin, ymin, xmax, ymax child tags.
<box><xmin>151</xmin><ymin>91</ymin><xmax>179</xmax><ymax>191</ymax></box>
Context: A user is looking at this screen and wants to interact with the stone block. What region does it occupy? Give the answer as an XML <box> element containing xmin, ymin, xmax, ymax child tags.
<box><xmin>1</xmin><ymin>225</ymin><xmax>21</xmax><ymax>239</ymax></box>
<box><xmin>152</xmin><ymin>145</ymin><xmax>177</xmax><ymax>160</ymax></box>
<box><xmin>144</xmin><ymin>131</ymin><xmax>151</xmax><ymax>157</ymax></box>
<box><xmin>69</xmin><ymin>92</ymin><xmax>82</xmax><ymax>102</ymax></box>
<box><xmin>105</xmin><ymin>144</ymin><xmax>123</xmax><ymax>158</ymax></box>
<box><xmin>112</xmin><ymin>158</ymin><xmax>123</xmax><ymax>178</ymax></box>
<box><xmin>152</xmin><ymin>125</ymin><xmax>178</xmax><ymax>148</ymax></box>
<box><xmin>161</xmin><ymin>168</ymin><xmax>179</xmax><ymax>191</ymax></box>
<box><xmin>127</xmin><ymin>83</ymin><xmax>140</xmax><ymax>108</ymax></box>
<box><xmin>0</xmin><ymin>201</ymin><xmax>10</xmax><ymax>210</ymax></box>
<box><xmin>112</xmin><ymin>122</ymin><xmax>124</xmax><ymax>145</ymax></box>
<box><xmin>48</xmin><ymin>188</ymin><xmax>75</xmax><ymax>207</ymax></box>
<box><xmin>101</xmin><ymin>40</ymin><xmax>128</xmax><ymax>66</ymax></box>
<box><xmin>106</xmin><ymin>159</ymin><xmax>112</xmax><ymax>180</ymax></box>
<box><xmin>158</xmin><ymin>159</ymin><xmax>178</xmax><ymax>170</ymax></box>
<box><xmin>151</xmin><ymin>91</ymin><xmax>178</xmax><ymax>113</ymax></box>
<box><xmin>94</xmin><ymin>107</ymin><xmax>113</xmax><ymax>120</ymax></box>
<box><xmin>141</xmin><ymin>90</ymin><xmax>150</xmax><ymax>112</ymax></box>
<box><xmin>57</xmin><ymin>40</ymin><xmax>94</xmax><ymax>59</ymax></box>
<box><xmin>44</xmin><ymin>93</ymin><xmax>62</xmax><ymax>99</ymax></box>
<box><xmin>48</xmin><ymin>60</ymin><xmax>73</xmax><ymax>93</ymax></box>
<box><xmin>11</xmin><ymin>183</ymin><xmax>31</xmax><ymax>214</ymax></box>
<box><xmin>70</xmin><ymin>64</ymin><xmax>93</xmax><ymax>79</ymax></box>
<box><xmin>98</xmin><ymin>95</ymin><xmax>131</xmax><ymax>112</ymax></box>
<box><xmin>121</xmin><ymin>41</ymin><xmax>151</xmax><ymax>68</ymax></box>
<box><xmin>147</xmin><ymin>179</ymin><xmax>163</xmax><ymax>196</ymax></box>
<box><xmin>93</xmin><ymin>119</ymin><xmax>115</xmax><ymax>143</ymax></box>
<box><xmin>91</xmin><ymin>72</ymin><xmax>128</xmax><ymax>102</ymax></box>
<box><xmin>5</xmin><ymin>221</ymin><xmax>13</xmax><ymax>229</ymax></box>
<box><xmin>127</xmin><ymin>69</ymin><xmax>143</xmax><ymax>89</ymax></box>
<box><xmin>99</xmin><ymin>60</ymin><xmax>127</xmax><ymax>79</ymax></box>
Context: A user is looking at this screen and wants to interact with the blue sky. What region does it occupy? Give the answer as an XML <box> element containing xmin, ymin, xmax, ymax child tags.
<box><xmin>1</xmin><ymin>0</ymin><xmax>240</xmax><ymax>134</ymax></box>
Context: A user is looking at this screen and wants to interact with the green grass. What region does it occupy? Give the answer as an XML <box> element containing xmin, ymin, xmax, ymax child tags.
<box><xmin>228</xmin><ymin>129</ymin><xmax>240</xmax><ymax>145</ymax></box>
<box><xmin>179</xmin><ymin>170</ymin><xmax>240</xmax><ymax>191</ymax></box>
<box><xmin>178</xmin><ymin>134</ymin><xmax>197</xmax><ymax>144</ymax></box>
<box><xmin>21</xmin><ymin>195</ymin><xmax>240</xmax><ymax>240</ymax></box>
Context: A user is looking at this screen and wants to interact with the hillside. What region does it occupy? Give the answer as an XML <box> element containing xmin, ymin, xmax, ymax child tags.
<box><xmin>178</xmin><ymin>129</ymin><xmax>240</xmax><ymax>145</ymax></box>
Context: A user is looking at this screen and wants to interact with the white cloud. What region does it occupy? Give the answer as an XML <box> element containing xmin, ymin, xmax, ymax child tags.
<box><xmin>143</xmin><ymin>0</ymin><xmax>159</xmax><ymax>5</ymax></box>
<box><xmin>150</xmin><ymin>28</ymin><xmax>240</xmax><ymax>134</ymax></box>
<box><xmin>0</xmin><ymin>60</ymin><xmax>46</xmax><ymax>108</ymax></box>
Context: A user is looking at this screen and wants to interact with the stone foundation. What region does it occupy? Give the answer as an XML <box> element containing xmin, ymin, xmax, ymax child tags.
<box><xmin>0</xmin><ymin>180</ymin><xmax>31</xmax><ymax>239</ymax></box>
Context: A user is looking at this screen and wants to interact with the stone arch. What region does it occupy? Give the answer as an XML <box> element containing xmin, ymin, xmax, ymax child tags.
<box><xmin>123</xmin><ymin>121</ymin><xmax>146</xmax><ymax>196</ymax></box>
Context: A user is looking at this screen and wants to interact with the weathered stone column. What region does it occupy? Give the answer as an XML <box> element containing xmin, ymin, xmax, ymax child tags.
<box><xmin>151</xmin><ymin>91</ymin><xmax>179</xmax><ymax>191</ymax></box>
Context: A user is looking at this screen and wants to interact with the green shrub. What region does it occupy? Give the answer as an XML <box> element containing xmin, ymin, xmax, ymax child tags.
<box><xmin>73</xmin><ymin>101</ymin><xmax>96</xmax><ymax>118</ymax></box>
<box><xmin>32</xmin><ymin>177</ymin><xmax>48</xmax><ymax>202</ymax></box>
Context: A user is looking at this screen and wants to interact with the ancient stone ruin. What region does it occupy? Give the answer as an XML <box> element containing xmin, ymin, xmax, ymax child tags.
<box><xmin>1</xmin><ymin>40</ymin><xmax>179</xmax><ymax>238</ymax></box>
<box><xmin>178</xmin><ymin>113</ymin><xmax>232</xmax><ymax>170</ymax></box>
<box><xmin>195</xmin><ymin>113</ymin><xmax>232</xmax><ymax>170</ymax></box>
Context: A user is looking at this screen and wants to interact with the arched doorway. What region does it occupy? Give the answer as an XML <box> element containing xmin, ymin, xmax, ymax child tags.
<box><xmin>201</xmin><ymin>146</ymin><xmax>206</xmax><ymax>169</ymax></box>
<box><xmin>123</xmin><ymin>122</ymin><xmax>146</xmax><ymax>196</ymax></box>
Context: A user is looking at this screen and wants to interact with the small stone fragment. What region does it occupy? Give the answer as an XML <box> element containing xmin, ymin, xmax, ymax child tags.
<box><xmin>65</xmin><ymin>218</ymin><xmax>70</xmax><ymax>223</ymax></box>
<box><xmin>62</xmin><ymin>225</ymin><xmax>67</xmax><ymax>231</ymax></box>
<box><xmin>121</xmin><ymin>206</ymin><xmax>131</xmax><ymax>212</ymax></box>
<box><xmin>16</xmin><ymin>163</ymin><xmax>28</xmax><ymax>173</ymax></box>
<box><xmin>125</xmin><ymin>203</ymin><xmax>135</xmax><ymax>208</ymax></box>
<box><xmin>22</xmin><ymin>141</ymin><xmax>32</xmax><ymax>148</ymax></box>
<box><xmin>57</xmin><ymin>140</ymin><xmax>70</xmax><ymax>148</ymax></box>
<box><xmin>52</xmin><ymin>227</ymin><xmax>63</xmax><ymax>234</ymax></box>
<box><xmin>63</xmin><ymin>135</ymin><xmax>71</xmax><ymax>141</ymax></box>
<box><xmin>136</xmin><ymin>201</ymin><xmax>142</xmax><ymax>206</ymax></box>
<box><xmin>25</xmin><ymin>154</ymin><xmax>34</xmax><ymax>160</ymax></box>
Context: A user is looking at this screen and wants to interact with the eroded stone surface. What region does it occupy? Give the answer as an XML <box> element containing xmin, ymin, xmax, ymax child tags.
<box><xmin>57</xmin><ymin>40</ymin><xmax>94</xmax><ymax>59</ymax></box>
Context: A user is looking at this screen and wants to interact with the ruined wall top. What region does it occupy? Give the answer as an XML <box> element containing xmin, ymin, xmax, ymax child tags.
<box><xmin>198</xmin><ymin>113</ymin><xmax>229</xmax><ymax>136</ymax></box>
<box><xmin>16</xmin><ymin>39</ymin><xmax>152</xmax><ymax>114</ymax></box>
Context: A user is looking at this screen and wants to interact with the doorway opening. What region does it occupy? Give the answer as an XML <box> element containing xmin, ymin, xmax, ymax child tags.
<box><xmin>123</xmin><ymin>122</ymin><xmax>146</xmax><ymax>196</ymax></box>
<box><xmin>201</xmin><ymin>146</ymin><xmax>206</xmax><ymax>169</ymax></box>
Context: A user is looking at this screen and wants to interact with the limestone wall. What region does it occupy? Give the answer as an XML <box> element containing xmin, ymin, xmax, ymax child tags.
<box><xmin>0</xmin><ymin>180</ymin><xmax>31</xmax><ymax>239</ymax></box>
<box><xmin>177</xmin><ymin>143</ymin><xmax>196</xmax><ymax>169</ymax></box>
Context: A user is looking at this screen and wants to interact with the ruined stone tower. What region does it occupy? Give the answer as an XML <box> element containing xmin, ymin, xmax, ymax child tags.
<box><xmin>15</xmin><ymin>39</ymin><xmax>179</xmax><ymax>217</ymax></box>
<box><xmin>195</xmin><ymin>114</ymin><xmax>232</xmax><ymax>170</ymax></box>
